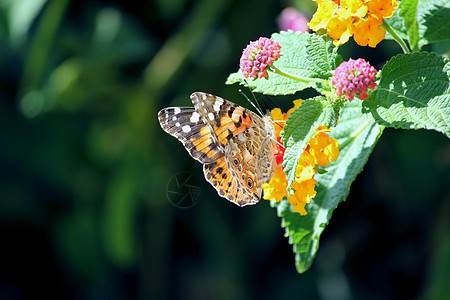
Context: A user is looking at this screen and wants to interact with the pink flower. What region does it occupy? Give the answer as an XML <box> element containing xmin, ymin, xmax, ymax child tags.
<box><xmin>240</xmin><ymin>37</ymin><xmax>281</xmax><ymax>79</ymax></box>
<box><xmin>331</xmin><ymin>58</ymin><xmax>378</xmax><ymax>100</ymax></box>
<box><xmin>278</xmin><ymin>7</ymin><xmax>309</xmax><ymax>32</ymax></box>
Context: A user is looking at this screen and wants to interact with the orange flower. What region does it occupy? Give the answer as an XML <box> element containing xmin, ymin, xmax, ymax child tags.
<box><xmin>366</xmin><ymin>0</ymin><xmax>398</xmax><ymax>19</ymax></box>
<box><xmin>263</xmin><ymin>101</ymin><xmax>340</xmax><ymax>215</ymax></box>
<box><xmin>308</xmin><ymin>0</ymin><xmax>398</xmax><ymax>47</ymax></box>
<box><xmin>353</xmin><ymin>14</ymin><xmax>385</xmax><ymax>48</ymax></box>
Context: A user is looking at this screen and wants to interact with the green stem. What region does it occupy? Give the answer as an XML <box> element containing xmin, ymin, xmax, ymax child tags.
<box><xmin>270</xmin><ymin>65</ymin><xmax>324</xmax><ymax>83</ymax></box>
<box><xmin>382</xmin><ymin>20</ymin><xmax>411</xmax><ymax>54</ymax></box>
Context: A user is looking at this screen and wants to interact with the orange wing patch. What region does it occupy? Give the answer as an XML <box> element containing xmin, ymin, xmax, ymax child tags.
<box><xmin>191</xmin><ymin>126</ymin><xmax>213</xmax><ymax>153</ymax></box>
<box><xmin>214</xmin><ymin>113</ymin><xmax>253</xmax><ymax>146</ymax></box>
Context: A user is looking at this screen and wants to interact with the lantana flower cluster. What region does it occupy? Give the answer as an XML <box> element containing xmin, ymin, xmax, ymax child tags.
<box><xmin>240</xmin><ymin>37</ymin><xmax>281</xmax><ymax>79</ymax></box>
<box><xmin>331</xmin><ymin>58</ymin><xmax>378</xmax><ymax>100</ymax></box>
<box><xmin>278</xmin><ymin>7</ymin><xmax>309</xmax><ymax>33</ymax></box>
<box><xmin>308</xmin><ymin>0</ymin><xmax>399</xmax><ymax>47</ymax></box>
<box><xmin>263</xmin><ymin>100</ymin><xmax>340</xmax><ymax>215</ymax></box>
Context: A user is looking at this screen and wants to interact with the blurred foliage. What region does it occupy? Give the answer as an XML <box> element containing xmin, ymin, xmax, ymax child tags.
<box><xmin>0</xmin><ymin>0</ymin><xmax>448</xmax><ymax>299</ymax></box>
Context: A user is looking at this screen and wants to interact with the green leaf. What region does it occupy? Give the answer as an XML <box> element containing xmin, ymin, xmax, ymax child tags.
<box><xmin>421</xmin><ymin>1</ymin><xmax>450</xmax><ymax>45</ymax></box>
<box><xmin>385</xmin><ymin>0</ymin><xmax>450</xmax><ymax>48</ymax></box>
<box><xmin>362</xmin><ymin>52</ymin><xmax>450</xmax><ymax>137</ymax></box>
<box><xmin>282</xmin><ymin>97</ymin><xmax>336</xmax><ymax>185</ymax></box>
<box><xmin>102</xmin><ymin>166</ymin><xmax>139</xmax><ymax>267</ymax></box>
<box><xmin>398</xmin><ymin>0</ymin><xmax>419</xmax><ymax>50</ymax></box>
<box><xmin>225</xmin><ymin>31</ymin><xmax>342</xmax><ymax>95</ymax></box>
<box><xmin>272</xmin><ymin>100</ymin><xmax>383</xmax><ymax>273</ymax></box>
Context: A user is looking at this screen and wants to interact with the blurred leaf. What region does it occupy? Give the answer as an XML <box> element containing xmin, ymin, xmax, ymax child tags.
<box><xmin>422</xmin><ymin>202</ymin><xmax>450</xmax><ymax>299</ymax></box>
<box><xmin>102</xmin><ymin>164</ymin><xmax>139</xmax><ymax>267</ymax></box>
<box><xmin>3</xmin><ymin>0</ymin><xmax>47</xmax><ymax>46</ymax></box>
<box><xmin>385</xmin><ymin>0</ymin><xmax>450</xmax><ymax>48</ymax></box>
<box><xmin>154</xmin><ymin>0</ymin><xmax>187</xmax><ymax>21</ymax></box>
<box><xmin>20</xmin><ymin>0</ymin><xmax>70</xmax><ymax>101</ymax></box>
<box><xmin>54</xmin><ymin>208</ymin><xmax>107</xmax><ymax>284</ymax></box>
<box><xmin>398</xmin><ymin>0</ymin><xmax>419</xmax><ymax>50</ymax></box>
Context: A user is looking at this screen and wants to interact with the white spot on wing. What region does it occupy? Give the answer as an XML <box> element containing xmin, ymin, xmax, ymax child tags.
<box><xmin>174</xmin><ymin>107</ymin><xmax>181</xmax><ymax>114</ymax></box>
<box><xmin>175</xmin><ymin>122</ymin><xmax>180</xmax><ymax>127</ymax></box>
<box><xmin>172</xmin><ymin>116</ymin><xmax>177</xmax><ymax>121</ymax></box>
<box><xmin>190</xmin><ymin>112</ymin><xmax>200</xmax><ymax>123</ymax></box>
<box><xmin>182</xmin><ymin>125</ymin><xmax>191</xmax><ymax>132</ymax></box>
<box><xmin>213</xmin><ymin>103</ymin><xmax>221</xmax><ymax>112</ymax></box>
<box><xmin>208</xmin><ymin>113</ymin><xmax>214</xmax><ymax>120</ymax></box>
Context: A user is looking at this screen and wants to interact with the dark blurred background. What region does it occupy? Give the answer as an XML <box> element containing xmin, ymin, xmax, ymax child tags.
<box><xmin>0</xmin><ymin>0</ymin><xmax>448</xmax><ymax>299</ymax></box>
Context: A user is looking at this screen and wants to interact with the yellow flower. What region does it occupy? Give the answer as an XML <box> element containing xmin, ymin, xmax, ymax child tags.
<box><xmin>308</xmin><ymin>126</ymin><xmax>340</xmax><ymax>166</ymax></box>
<box><xmin>270</xmin><ymin>108</ymin><xmax>285</xmax><ymax>137</ymax></box>
<box><xmin>308</xmin><ymin>0</ymin><xmax>398</xmax><ymax>47</ymax></box>
<box><xmin>341</xmin><ymin>0</ymin><xmax>367</xmax><ymax>15</ymax></box>
<box><xmin>308</xmin><ymin>0</ymin><xmax>339</xmax><ymax>32</ymax></box>
<box><xmin>263</xmin><ymin>102</ymin><xmax>340</xmax><ymax>215</ymax></box>
<box><xmin>295</xmin><ymin>150</ymin><xmax>316</xmax><ymax>181</ymax></box>
<box><xmin>262</xmin><ymin>166</ymin><xmax>288</xmax><ymax>202</ymax></box>
<box><xmin>326</xmin><ymin>15</ymin><xmax>353</xmax><ymax>47</ymax></box>
<box><xmin>286</xmin><ymin>99</ymin><xmax>303</xmax><ymax>116</ymax></box>
<box><xmin>289</xmin><ymin>178</ymin><xmax>317</xmax><ymax>215</ymax></box>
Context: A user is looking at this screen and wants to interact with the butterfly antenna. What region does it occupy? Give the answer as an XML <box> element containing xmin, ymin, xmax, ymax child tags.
<box><xmin>239</xmin><ymin>88</ymin><xmax>264</xmax><ymax>116</ymax></box>
<box><xmin>272</xmin><ymin>120</ymin><xmax>286</xmax><ymax>134</ymax></box>
<box><xmin>272</xmin><ymin>136</ymin><xmax>284</xmax><ymax>148</ymax></box>
<box><xmin>247</xmin><ymin>85</ymin><xmax>265</xmax><ymax>115</ymax></box>
<box><xmin>272</xmin><ymin>120</ymin><xmax>286</xmax><ymax>146</ymax></box>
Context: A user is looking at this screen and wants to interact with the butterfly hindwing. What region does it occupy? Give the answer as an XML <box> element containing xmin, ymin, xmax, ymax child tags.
<box><xmin>203</xmin><ymin>156</ymin><xmax>256</xmax><ymax>206</ymax></box>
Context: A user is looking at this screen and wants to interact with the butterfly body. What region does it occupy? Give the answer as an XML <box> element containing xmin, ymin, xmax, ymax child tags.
<box><xmin>158</xmin><ymin>92</ymin><xmax>276</xmax><ymax>206</ymax></box>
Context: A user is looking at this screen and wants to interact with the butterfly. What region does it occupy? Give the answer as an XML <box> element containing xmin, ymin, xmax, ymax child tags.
<box><xmin>158</xmin><ymin>92</ymin><xmax>276</xmax><ymax>206</ymax></box>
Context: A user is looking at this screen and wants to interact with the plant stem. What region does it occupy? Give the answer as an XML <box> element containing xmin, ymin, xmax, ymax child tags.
<box><xmin>382</xmin><ymin>20</ymin><xmax>411</xmax><ymax>54</ymax></box>
<box><xmin>270</xmin><ymin>65</ymin><xmax>324</xmax><ymax>83</ymax></box>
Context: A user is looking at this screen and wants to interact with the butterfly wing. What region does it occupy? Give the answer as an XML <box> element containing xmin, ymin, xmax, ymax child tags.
<box><xmin>159</xmin><ymin>93</ymin><xmax>276</xmax><ymax>207</ymax></box>
<box><xmin>202</xmin><ymin>156</ymin><xmax>250</xmax><ymax>205</ymax></box>
<box><xmin>191</xmin><ymin>92</ymin><xmax>275</xmax><ymax>206</ymax></box>
<box><xmin>158</xmin><ymin>107</ymin><xmax>223</xmax><ymax>164</ymax></box>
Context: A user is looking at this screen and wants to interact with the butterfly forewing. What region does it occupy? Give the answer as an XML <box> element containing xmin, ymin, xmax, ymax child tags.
<box><xmin>158</xmin><ymin>107</ymin><xmax>223</xmax><ymax>164</ymax></box>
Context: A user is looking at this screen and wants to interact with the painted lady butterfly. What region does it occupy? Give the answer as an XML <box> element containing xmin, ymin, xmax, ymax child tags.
<box><xmin>158</xmin><ymin>92</ymin><xmax>276</xmax><ymax>206</ymax></box>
